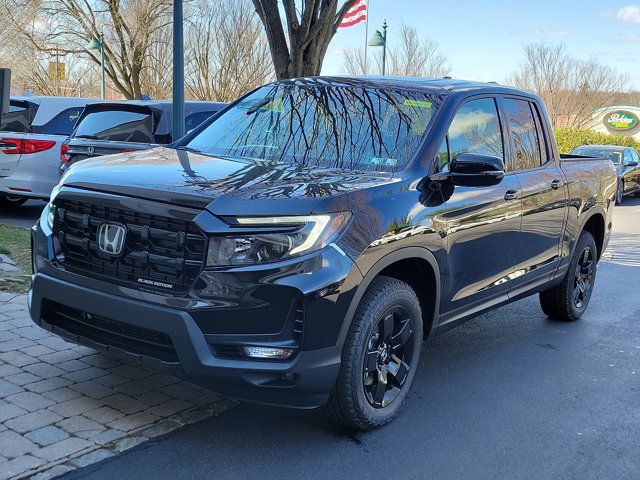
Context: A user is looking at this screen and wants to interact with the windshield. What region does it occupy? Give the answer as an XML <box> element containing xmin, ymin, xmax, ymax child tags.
<box><xmin>186</xmin><ymin>84</ymin><xmax>441</xmax><ymax>172</ymax></box>
<box><xmin>74</xmin><ymin>108</ymin><xmax>155</xmax><ymax>143</ymax></box>
<box><xmin>572</xmin><ymin>147</ymin><xmax>622</xmax><ymax>165</ymax></box>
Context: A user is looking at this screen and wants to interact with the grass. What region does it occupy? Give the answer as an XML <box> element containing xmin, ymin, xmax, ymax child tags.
<box><xmin>0</xmin><ymin>223</ymin><xmax>32</xmax><ymax>293</ymax></box>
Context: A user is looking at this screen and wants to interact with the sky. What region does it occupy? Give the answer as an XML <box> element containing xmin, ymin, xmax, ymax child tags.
<box><xmin>322</xmin><ymin>0</ymin><xmax>640</xmax><ymax>89</ymax></box>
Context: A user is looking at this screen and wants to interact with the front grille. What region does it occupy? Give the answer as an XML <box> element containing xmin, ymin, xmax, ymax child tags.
<box><xmin>43</xmin><ymin>300</ymin><xmax>179</xmax><ymax>363</ymax></box>
<box><xmin>54</xmin><ymin>198</ymin><xmax>206</xmax><ymax>293</ymax></box>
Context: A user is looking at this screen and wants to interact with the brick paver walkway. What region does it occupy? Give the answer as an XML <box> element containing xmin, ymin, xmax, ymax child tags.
<box><xmin>0</xmin><ymin>292</ymin><xmax>235</xmax><ymax>480</ymax></box>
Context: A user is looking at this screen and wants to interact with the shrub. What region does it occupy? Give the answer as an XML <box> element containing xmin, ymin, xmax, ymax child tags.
<box><xmin>553</xmin><ymin>127</ymin><xmax>640</xmax><ymax>153</ymax></box>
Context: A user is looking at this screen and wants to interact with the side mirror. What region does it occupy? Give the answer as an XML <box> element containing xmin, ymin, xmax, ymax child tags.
<box><xmin>626</xmin><ymin>160</ymin><xmax>639</xmax><ymax>167</ymax></box>
<box><xmin>432</xmin><ymin>153</ymin><xmax>505</xmax><ymax>187</ymax></box>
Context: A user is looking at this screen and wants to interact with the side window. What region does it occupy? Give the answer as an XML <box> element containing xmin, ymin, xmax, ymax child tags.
<box><xmin>36</xmin><ymin>108</ymin><xmax>84</xmax><ymax>135</ymax></box>
<box><xmin>503</xmin><ymin>98</ymin><xmax>542</xmax><ymax>171</ymax></box>
<box><xmin>447</xmin><ymin>98</ymin><xmax>503</xmax><ymax>165</ymax></box>
<box><xmin>531</xmin><ymin>103</ymin><xmax>549</xmax><ymax>163</ymax></box>
<box><xmin>631</xmin><ymin>149</ymin><xmax>640</xmax><ymax>163</ymax></box>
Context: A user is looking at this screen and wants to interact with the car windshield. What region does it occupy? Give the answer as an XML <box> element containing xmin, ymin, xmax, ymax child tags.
<box><xmin>186</xmin><ymin>83</ymin><xmax>442</xmax><ymax>172</ymax></box>
<box><xmin>573</xmin><ymin>148</ymin><xmax>622</xmax><ymax>165</ymax></box>
<box><xmin>74</xmin><ymin>108</ymin><xmax>155</xmax><ymax>143</ymax></box>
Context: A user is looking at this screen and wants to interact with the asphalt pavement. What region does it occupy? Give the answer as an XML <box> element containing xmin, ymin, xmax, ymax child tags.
<box><xmin>0</xmin><ymin>200</ymin><xmax>46</xmax><ymax>228</ymax></box>
<box><xmin>50</xmin><ymin>197</ymin><xmax>640</xmax><ymax>480</ymax></box>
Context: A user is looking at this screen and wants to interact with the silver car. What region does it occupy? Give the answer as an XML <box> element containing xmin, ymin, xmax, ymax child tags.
<box><xmin>0</xmin><ymin>96</ymin><xmax>100</xmax><ymax>207</ymax></box>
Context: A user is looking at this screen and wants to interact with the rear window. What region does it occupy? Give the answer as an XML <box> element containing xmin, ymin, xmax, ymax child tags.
<box><xmin>73</xmin><ymin>108</ymin><xmax>154</xmax><ymax>143</ymax></box>
<box><xmin>0</xmin><ymin>101</ymin><xmax>34</xmax><ymax>133</ymax></box>
<box><xmin>33</xmin><ymin>107</ymin><xmax>84</xmax><ymax>135</ymax></box>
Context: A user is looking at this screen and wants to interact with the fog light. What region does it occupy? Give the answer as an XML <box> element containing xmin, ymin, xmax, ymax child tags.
<box><xmin>242</xmin><ymin>346</ymin><xmax>295</xmax><ymax>359</ymax></box>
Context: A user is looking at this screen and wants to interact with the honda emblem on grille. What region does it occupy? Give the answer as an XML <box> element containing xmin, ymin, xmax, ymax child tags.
<box><xmin>87</xmin><ymin>146</ymin><xmax>95</xmax><ymax>155</ymax></box>
<box><xmin>97</xmin><ymin>223</ymin><xmax>126</xmax><ymax>256</ymax></box>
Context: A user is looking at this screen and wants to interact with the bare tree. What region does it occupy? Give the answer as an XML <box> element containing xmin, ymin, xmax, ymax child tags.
<box><xmin>0</xmin><ymin>3</ymin><xmax>100</xmax><ymax>96</ymax></box>
<box><xmin>251</xmin><ymin>0</ymin><xmax>358</xmax><ymax>80</ymax></box>
<box><xmin>3</xmin><ymin>0</ymin><xmax>173</xmax><ymax>99</ymax></box>
<box><xmin>343</xmin><ymin>24</ymin><xmax>450</xmax><ymax>78</ymax></box>
<box><xmin>508</xmin><ymin>42</ymin><xmax>629</xmax><ymax>128</ymax></box>
<box><xmin>186</xmin><ymin>0</ymin><xmax>273</xmax><ymax>102</ymax></box>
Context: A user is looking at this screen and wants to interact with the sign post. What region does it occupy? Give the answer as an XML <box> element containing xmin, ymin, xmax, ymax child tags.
<box><xmin>0</xmin><ymin>68</ymin><xmax>10</xmax><ymax>115</ymax></box>
<box><xmin>172</xmin><ymin>0</ymin><xmax>185</xmax><ymax>140</ymax></box>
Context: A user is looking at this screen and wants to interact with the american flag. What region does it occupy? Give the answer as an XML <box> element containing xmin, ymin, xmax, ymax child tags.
<box><xmin>339</xmin><ymin>0</ymin><xmax>367</xmax><ymax>28</ymax></box>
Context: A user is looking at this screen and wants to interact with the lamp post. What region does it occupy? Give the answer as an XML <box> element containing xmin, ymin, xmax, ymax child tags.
<box><xmin>87</xmin><ymin>34</ymin><xmax>106</xmax><ymax>99</ymax></box>
<box><xmin>172</xmin><ymin>0</ymin><xmax>185</xmax><ymax>139</ymax></box>
<box><xmin>368</xmin><ymin>20</ymin><xmax>388</xmax><ymax>76</ymax></box>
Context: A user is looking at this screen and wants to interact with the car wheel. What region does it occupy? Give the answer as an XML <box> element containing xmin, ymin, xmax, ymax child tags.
<box><xmin>0</xmin><ymin>195</ymin><xmax>28</xmax><ymax>208</ymax></box>
<box><xmin>323</xmin><ymin>276</ymin><xmax>423</xmax><ymax>430</ymax></box>
<box><xmin>615</xmin><ymin>180</ymin><xmax>624</xmax><ymax>205</ymax></box>
<box><xmin>539</xmin><ymin>231</ymin><xmax>597</xmax><ymax>321</ymax></box>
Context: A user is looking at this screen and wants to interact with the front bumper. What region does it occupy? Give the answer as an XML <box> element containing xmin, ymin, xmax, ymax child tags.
<box><xmin>29</xmin><ymin>207</ymin><xmax>361</xmax><ymax>409</ymax></box>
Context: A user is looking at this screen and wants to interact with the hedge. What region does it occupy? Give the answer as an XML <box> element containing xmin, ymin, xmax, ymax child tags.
<box><xmin>553</xmin><ymin>127</ymin><xmax>640</xmax><ymax>154</ymax></box>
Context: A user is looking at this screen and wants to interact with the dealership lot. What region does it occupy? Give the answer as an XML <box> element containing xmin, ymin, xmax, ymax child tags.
<box><xmin>0</xmin><ymin>199</ymin><xmax>639</xmax><ymax>479</ymax></box>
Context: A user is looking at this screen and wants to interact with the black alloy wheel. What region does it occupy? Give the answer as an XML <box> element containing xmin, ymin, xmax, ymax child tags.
<box><xmin>539</xmin><ymin>230</ymin><xmax>598</xmax><ymax>321</ymax></box>
<box><xmin>616</xmin><ymin>180</ymin><xmax>624</xmax><ymax>205</ymax></box>
<box><xmin>363</xmin><ymin>306</ymin><xmax>416</xmax><ymax>408</ymax></box>
<box><xmin>573</xmin><ymin>245</ymin><xmax>595</xmax><ymax>309</ymax></box>
<box><xmin>323</xmin><ymin>276</ymin><xmax>423</xmax><ymax>430</ymax></box>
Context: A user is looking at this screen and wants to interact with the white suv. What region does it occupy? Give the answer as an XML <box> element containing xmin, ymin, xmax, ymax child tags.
<box><xmin>0</xmin><ymin>96</ymin><xmax>99</xmax><ymax>207</ymax></box>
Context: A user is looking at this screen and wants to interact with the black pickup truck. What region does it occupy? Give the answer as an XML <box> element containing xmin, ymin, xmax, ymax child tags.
<box><xmin>29</xmin><ymin>77</ymin><xmax>616</xmax><ymax>430</ymax></box>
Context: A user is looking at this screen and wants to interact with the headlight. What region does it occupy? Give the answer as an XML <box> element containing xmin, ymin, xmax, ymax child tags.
<box><xmin>206</xmin><ymin>212</ymin><xmax>351</xmax><ymax>267</ymax></box>
<box><xmin>46</xmin><ymin>203</ymin><xmax>55</xmax><ymax>230</ymax></box>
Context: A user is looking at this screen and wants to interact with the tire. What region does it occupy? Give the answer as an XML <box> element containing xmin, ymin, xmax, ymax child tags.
<box><xmin>615</xmin><ymin>180</ymin><xmax>624</xmax><ymax>205</ymax></box>
<box><xmin>539</xmin><ymin>231</ymin><xmax>598</xmax><ymax>321</ymax></box>
<box><xmin>0</xmin><ymin>195</ymin><xmax>28</xmax><ymax>208</ymax></box>
<box><xmin>323</xmin><ymin>276</ymin><xmax>423</xmax><ymax>430</ymax></box>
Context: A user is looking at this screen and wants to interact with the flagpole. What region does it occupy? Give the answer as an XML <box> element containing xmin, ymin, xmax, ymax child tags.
<box><xmin>364</xmin><ymin>0</ymin><xmax>369</xmax><ymax>74</ymax></box>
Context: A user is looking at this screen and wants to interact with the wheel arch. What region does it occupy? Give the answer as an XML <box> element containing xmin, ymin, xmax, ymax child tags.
<box><xmin>337</xmin><ymin>247</ymin><xmax>442</xmax><ymax>349</ymax></box>
<box><xmin>580</xmin><ymin>208</ymin><xmax>606</xmax><ymax>260</ymax></box>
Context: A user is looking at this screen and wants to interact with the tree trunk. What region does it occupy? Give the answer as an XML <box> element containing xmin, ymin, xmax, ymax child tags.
<box><xmin>252</xmin><ymin>0</ymin><xmax>357</xmax><ymax>80</ymax></box>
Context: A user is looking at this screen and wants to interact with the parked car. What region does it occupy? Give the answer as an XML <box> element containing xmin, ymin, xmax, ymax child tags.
<box><xmin>570</xmin><ymin>145</ymin><xmax>640</xmax><ymax>204</ymax></box>
<box><xmin>60</xmin><ymin>100</ymin><xmax>226</xmax><ymax>171</ymax></box>
<box><xmin>0</xmin><ymin>96</ymin><xmax>99</xmax><ymax>207</ymax></box>
<box><xmin>31</xmin><ymin>77</ymin><xmax>616</xmax><ymax>430</ymax></box>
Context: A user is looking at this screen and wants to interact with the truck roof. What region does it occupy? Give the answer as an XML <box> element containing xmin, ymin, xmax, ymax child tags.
<box><xmin>279</xmin><ymin>76</ymin><xmax>533</xmax><ymax>97</ymax></box>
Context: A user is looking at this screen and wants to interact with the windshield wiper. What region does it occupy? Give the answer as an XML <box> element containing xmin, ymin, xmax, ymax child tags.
<box><xmin>175</xmin><ymin>145</ymin><xmax>203</xmax><ymax>154</ymax></box>
<box><xmin>246</xmin><ymin>98</ymin><xmax>272</xmax><ymax>115</ymax></box>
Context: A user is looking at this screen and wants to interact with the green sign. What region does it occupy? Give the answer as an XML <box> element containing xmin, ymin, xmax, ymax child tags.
<box><xmin>604</xmin><ymin>110</ymin><xmax>639</xmax><ymax>131</ymax></box>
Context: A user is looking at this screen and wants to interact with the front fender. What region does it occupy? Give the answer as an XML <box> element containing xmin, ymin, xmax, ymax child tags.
<box><xmin>335</xmin><ymin>246</ymin><xmax>442</xmax><ymax>350</ymax></box>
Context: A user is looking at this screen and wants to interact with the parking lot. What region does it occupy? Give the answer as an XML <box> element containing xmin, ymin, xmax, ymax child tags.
<box><xmin>0</xmin><ymin>198</ymin><xmax>637</xmax><ymax>479</ymax></box>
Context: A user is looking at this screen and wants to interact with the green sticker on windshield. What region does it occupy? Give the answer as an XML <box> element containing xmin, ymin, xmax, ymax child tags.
<box><xmin>404</xmin><ymin>99</ymin><xmax>433</xmax><ymax>108</ymax></box>
<box><xmin>262</xmin><ymin>99</ymin><xmax>284</xmax><ymax>113</ymax></box>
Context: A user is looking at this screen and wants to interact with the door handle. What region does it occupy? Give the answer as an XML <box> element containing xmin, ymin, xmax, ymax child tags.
<box><xmin>551</xmin><ymin>179</ymin><xmax>563</xmax><ymax>190</ymax></box>
<box><xmin>504</xmin><ymin>189</ymin><xmax>519</xmax><ymax>201</ymax></box>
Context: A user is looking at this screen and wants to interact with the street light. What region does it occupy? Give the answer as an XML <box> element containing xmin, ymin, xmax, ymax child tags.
<box><xmin>368</xmin><ymin>20</ymin><xmax>388</xmax><ymax>76</ymax></box>
<box><xmin>87</xmin><ymin>34</ymin><xmax>106</xmax><ymax>99</ymax></box>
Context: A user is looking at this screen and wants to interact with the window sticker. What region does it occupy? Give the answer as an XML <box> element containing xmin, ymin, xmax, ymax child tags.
<box><xmin>369</xmin><ymin>157</ymin><xmax>398</xmax><ymax>167</ymax></box>
<box><xmin>404</xmin><ymin>99</ymin><xmax>433</xmax><ymax>108</ymax></box>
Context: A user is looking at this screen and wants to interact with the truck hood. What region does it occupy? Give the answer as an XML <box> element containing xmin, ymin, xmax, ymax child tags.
<box><xmin>61</xmin><ymin>147</ymin><xmax>395</xmax><ymax>215</ymax></box>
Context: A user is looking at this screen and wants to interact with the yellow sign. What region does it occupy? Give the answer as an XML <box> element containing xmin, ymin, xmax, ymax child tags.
<box><xmin>48</xmin><ymin>62</ymin><xmax>66</xmax><ymax>81</ymax></box>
